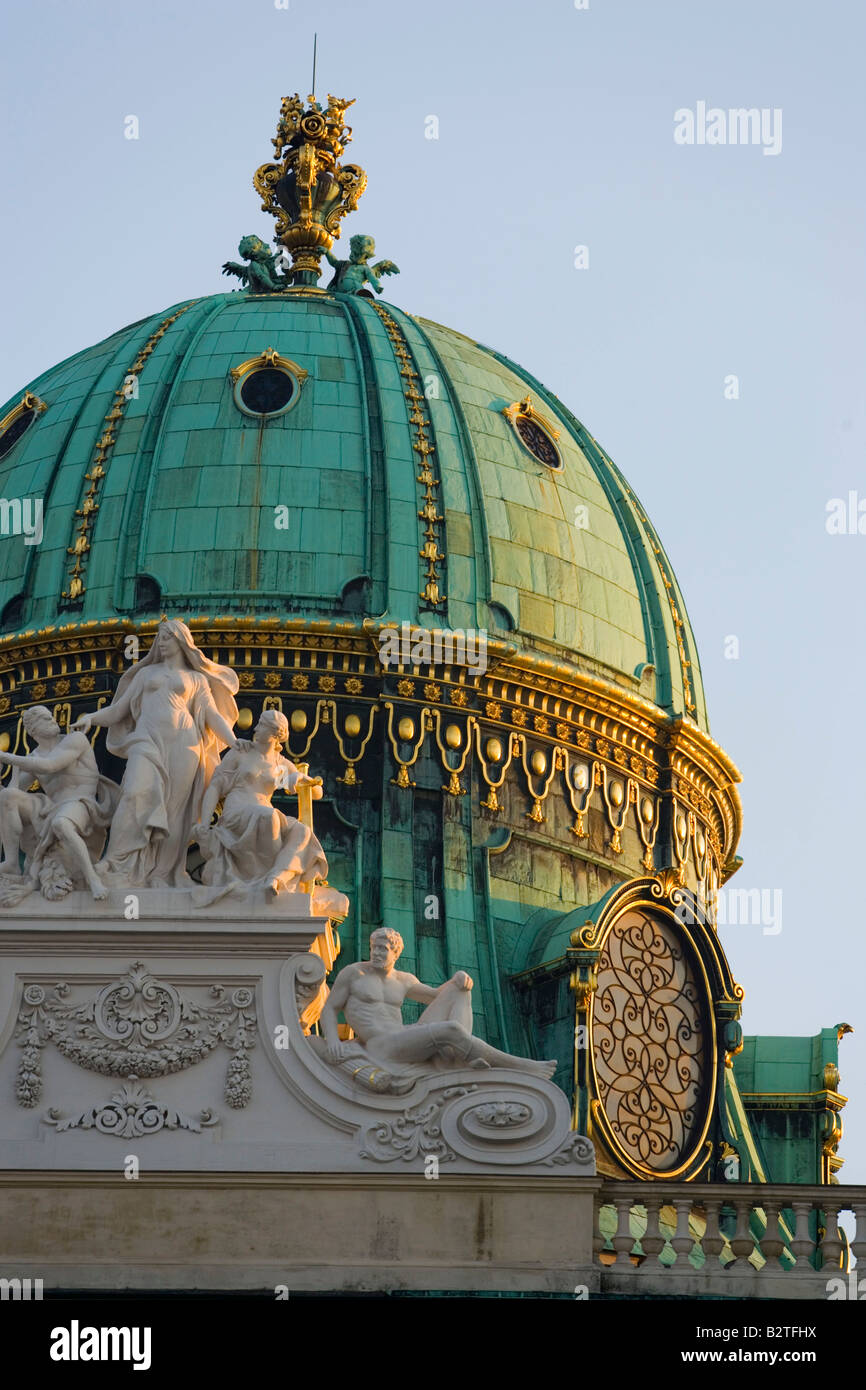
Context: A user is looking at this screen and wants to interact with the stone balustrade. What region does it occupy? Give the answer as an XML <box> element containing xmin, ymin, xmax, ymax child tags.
<box><xmin>595</xmin><ymin>1181</ymin><xmax>866</xmax><ymax>1299</ymax></box>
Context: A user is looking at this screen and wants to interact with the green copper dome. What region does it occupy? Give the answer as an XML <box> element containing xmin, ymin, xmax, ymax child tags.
<box><xmin>0</xmin><ymin>289</ymin><xmax>707</xmax><ymax>729</ymax></box>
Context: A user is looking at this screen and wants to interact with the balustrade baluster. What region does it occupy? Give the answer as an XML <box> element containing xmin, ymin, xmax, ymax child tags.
<box><xmin>820</xmin><ymin>1199</ymin><xmax>845</xmax><ymax>1273</ymax></box>
<box><xmin>759</xmin><ymin>1201</ymin><xmax>784</xmax><ymax>1270</ymax></box>
<box><xmin>702</xmin><ymin>1198</ymin><xmax>725</xmax><ymax>1270</ymax></box>
<box><xmin>670</xmin><ymin>1198</ymin><xmax>694</xmax><ymax>1265</ymax></box>
<box><xmin>612</xmin><ymin>1196</ymin><xmax>635</xmax><ymax>1265</ymax></box>
<box><xmin>639</xmin><ymin>1197</ymin><xmax>666</xmax><ymax>1271</ymax></box>
<box><xmin>790</xmin><ymin>1200</ymin><xmax>816</xmax><ymax>1272</ymax></box>
<box><xmin>727</xmin><ymin>1195</ymin><xmax>756</xmax><ymax>1268</ymax></box>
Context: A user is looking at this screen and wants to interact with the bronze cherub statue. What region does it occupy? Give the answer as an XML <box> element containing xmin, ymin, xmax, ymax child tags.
<box><xmin>222</xmin><ymin>235</ymin><xmax>289</xmax><ymax>294</ymax></box>
<box><xmin>324</xmin><ymin>234</ymin><xmax>399</xmax><ymax>297</ymax></box>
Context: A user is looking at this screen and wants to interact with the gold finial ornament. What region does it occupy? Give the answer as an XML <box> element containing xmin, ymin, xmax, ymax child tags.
<box><xmin>253</xmin><ymin>93</ymin><xmax>368</xmax><ymax>286</ymax></box>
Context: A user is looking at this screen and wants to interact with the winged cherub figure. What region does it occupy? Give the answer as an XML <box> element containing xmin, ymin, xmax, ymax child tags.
<box><xmin>324</xmin><ymin>234</ymin><xmax>399</xmax><ymax>296</ymax></box>
<box><xmin>222</xmin><ymin>235</ymin><xmax>290</xmax><ymax>294</ymax></box>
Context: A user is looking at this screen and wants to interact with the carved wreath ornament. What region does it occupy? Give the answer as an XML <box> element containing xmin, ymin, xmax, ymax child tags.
<box><xmin>15</xmin><ymin>962</ymin><xmax>256</xmax><ymax>1114</ymax></box>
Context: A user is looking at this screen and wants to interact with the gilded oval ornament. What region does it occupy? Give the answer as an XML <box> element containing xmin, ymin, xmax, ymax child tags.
<box><xmin>591</xmin><ymin>908</ymin><xmax>712</xmax><ymax>1176</ymax></box>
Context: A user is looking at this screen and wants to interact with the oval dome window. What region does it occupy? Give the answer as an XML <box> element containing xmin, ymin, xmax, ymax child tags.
<box><xmin>0</xmin><ymin>392</ymin><xmax>46</xmax><ymax>460</ymax></box>
<box><xmin>515</xmin><ymin>414</ymin><xmax>560</xmax><ymax>469</ymax></box>
<box><xmin>502</xmin><ymin>395</ymin><xmax>562</xmax><ymax>470</ymax></box>
<box><xmin>239</xmin><ymin>367</ymin><xmax>294</xmax><ymax>415</ymax></box>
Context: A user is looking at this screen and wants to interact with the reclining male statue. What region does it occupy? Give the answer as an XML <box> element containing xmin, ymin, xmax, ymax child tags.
<box><xmin>315</xmin><ymin>927</ymin><xmax>557</xmax><ymax>1094</ymax></box>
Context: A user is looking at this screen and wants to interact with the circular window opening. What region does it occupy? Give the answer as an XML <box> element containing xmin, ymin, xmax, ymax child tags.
<box><xmin>515</xmin><ymin>414</ymin><xmax>561</xmax><ymax>469</ymax></box>
<box><xmin>238</xmin><ymin>367</ymin><xmax>295</xmax><ymax>416</ymax></box>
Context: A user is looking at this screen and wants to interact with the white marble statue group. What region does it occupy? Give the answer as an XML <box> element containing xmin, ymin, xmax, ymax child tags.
<box><xmin>0</xmin><ymin>618</ymin><xmax>557</xmax><ymax>1087</ymax></box>
<box><xmin>0</xmin><ymin>619</ymin><xmax>327</xmax><ymax>906</ymax></box>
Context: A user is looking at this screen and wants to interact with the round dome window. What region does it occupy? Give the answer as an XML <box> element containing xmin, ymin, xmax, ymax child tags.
<box><xmin>239</xmin><ymin>367</ymin><xmax>294</xmax><ymax>415</ymax></box>
<box><xmin>230</xmin><ymin>349</ymin><xmax>308</xmax><ymax>419</ymax></box>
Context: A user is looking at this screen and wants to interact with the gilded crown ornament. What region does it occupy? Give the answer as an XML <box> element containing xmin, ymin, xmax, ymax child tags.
<box><xmin>257</xmin><ymin>92</ymin><xmax>365</xmax><ymax>282</ymax></box>
<box><xmin>220</xmin><ymin>90</ymin><xmax>398</xmax><ymax>293</ymax></box>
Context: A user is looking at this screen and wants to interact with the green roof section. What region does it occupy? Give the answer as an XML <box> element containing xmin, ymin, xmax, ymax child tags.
<box><xmin>1</xmin><ymin>288</ymin><xmax>707</xmax><ymax>728</ymax></box>
<box><xmin>733</xmin><ymin>1029</ymin><xmax>848</xmax><ymax>1184</ymax></box>
<box><xmin>735</xmin><ymin>1028</ymin><xmax>843</xmax><ymax>1096</ymax></box>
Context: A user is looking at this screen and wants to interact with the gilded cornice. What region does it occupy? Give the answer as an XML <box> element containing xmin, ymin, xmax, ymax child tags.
<box><xmin>0</xmin><ymin>617</ymin><xmax>742</xmax><ymax>879</ymax></box>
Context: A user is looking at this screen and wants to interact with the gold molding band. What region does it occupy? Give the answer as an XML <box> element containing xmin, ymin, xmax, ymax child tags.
<box><xmin>60</xmin><ymin>303</ymin><xmax>198</xmax><ymax>606</ymax></box>
<box><xmin>370</xmin><ymin>304</ymin><xmax>447</xmax><ymax>610</ymax></box>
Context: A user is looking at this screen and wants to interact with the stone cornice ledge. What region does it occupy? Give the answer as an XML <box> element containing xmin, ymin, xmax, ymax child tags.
<box><xmin>0</xmin><ymin>1169</ymin><xmax>603</xmax><ymax>1193</ymax></box>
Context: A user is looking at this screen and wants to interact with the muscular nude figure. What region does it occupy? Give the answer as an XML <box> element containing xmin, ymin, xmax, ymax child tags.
<box><xmin>319</xmin><ymin>927</ymin><xmax>557</xmax><ymax>1083</ymax></box>
<box><xmin>0</xmin><ymin>705</ymin><xmax>116</xmax><ymax>900</ymax></box>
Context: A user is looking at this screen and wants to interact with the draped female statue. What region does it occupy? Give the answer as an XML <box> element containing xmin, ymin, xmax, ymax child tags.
<box><xmin>193</xmin><ymin>708</ymin><xmax>328</xmax><ymax>900</ymax></box>
<box><xmin>74</xmin><ymin>619</ymin><xmax>239</xmax><ymax>887</ymax></box>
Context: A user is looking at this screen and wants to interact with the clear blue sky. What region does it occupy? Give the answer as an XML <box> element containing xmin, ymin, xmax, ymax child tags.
<box><xmin>2</xmin><ymin>0</ymin><xmax>864</xmax><ymax>1179</ymax></box>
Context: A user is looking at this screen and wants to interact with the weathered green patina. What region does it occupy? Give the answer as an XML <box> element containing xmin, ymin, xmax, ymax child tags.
<box><xmin>222</xmin><ymin>236</ymin><xmax>290</xmax><ymax>294</ymax></box>
<box><xmin>324</xmin><ymin>234</ymin><xmax>399</xmax><ymax>296</ymax></box>
<box><xmin>0</xmin><ymin>289</ymin><xmax>706</xmax><ymax>726</ymax></box>
<box><xmin>734</xmin><ymin>1029</ymin><xmax>849</xmax><ymax>1184</ymax></box>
